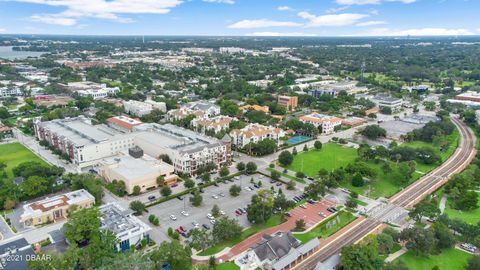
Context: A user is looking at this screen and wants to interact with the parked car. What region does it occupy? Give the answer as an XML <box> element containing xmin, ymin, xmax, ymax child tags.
<box><xmin>319</xmin><ymin>212</ymin><xmax>327</xmax><ymax>218</ymax></box>
<box><xmin>235</xmin><ymin>209</ymin><xmax>242</xmax><ymax>216</ymax></box>
<box><xmin>207</xmin><ymin>213</ymin><xmax>214</xmax><ymax>220</ymax></box>
<box><xmin>170</xmin><ymin>215</ymin><xmax>177</xmax><ymax>221</ymax></box>
<box><xmin>148</xmin><ymin>195</ymin><xmax>156</xmax><ymax>201</ymax></box>
<box><xmin>460</xmin><ymin>243</ymin><xmax>477</xmax><ymax>253</ymax></box>
<box><xmin>285</xmin><ymin>212</ymin><xmax>292</xmax><ymax>217</ymax></box>
<box><xmin>212</xmin><ymin>195</ymin><xmax>219</xmax><ymax>199</ymax></box>
<box><xmin>210</xmin><ymin>219</ymin><xmax>216</xmax><ymax>225</ymax></box>
<box><xmin>171</xmin><ymin>183</ymin><xmax>178</xmax><ymax>188</ymax></box>
<box><xmin>202</xmin><ymin>224</ymin><xmax>210</xmax><ymax>230</ymax></box>
<box><xmin>300</xmin><ymin>204</ymin><xmax>307</xmax><ymax>209</ymax></box>
<box><xmin>177</xmin><ymin>196</ymin><xmax>184</xmax><ymax>201</ymax></box>
<box><xmin>253</xmin><ymin>184</ymin><xmax>260</xmax><ymax>189</ymax></box>
<box><xmin>276</xmin><ymin>182</ymin><xmax>282</xmax><ymax>186</ymax></box>
<box><xmin>181</xmin><ymin>211</ymin><xmax>189</xmax><ymax>217</ymax></box>
<box><xmin>220</xmin><ymin>210</ymin><xmax>225</xmax><ymax>215</ymax></box>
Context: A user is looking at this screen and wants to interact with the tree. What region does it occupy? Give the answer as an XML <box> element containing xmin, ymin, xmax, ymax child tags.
<box><xmin>161</xmin><ymin>186</ymin><xmax>172</xmax><ymax>197</ymax></box>
<box><xmin>247</xmin><ymin>190</ymin><xmax>274</xmax><ymax>224</ymax></box>
<box><xmin>189</xmin><ymin>228</ymin><xmax>212</xmax><ymax>252</ymax></box>
<box><xmin>229</xmin><ymin>184</ymin><xmax>241</xmax><ymax>197</ymax></box>
<box><xmin>148</xmin><ymin>214</ymin><xmax>160</xmax><ymax>226</ymax></box>
<box><xmin>304</xmin><ymin>181</ymin><xmax>326</xmax><ymax>199</ymax></box>
<box><xmin>278</xmin><ymin>151</ymin><xmax>294</xmax><ymax>167</ymax></box>
<box><xmin>399</xmin><ymin>227</ymin><xmax>437</xmax><ymax>256</ymax></box>
<box><xmin>132</xmin><ymin>185</ymin><xmax>141</xmax><ymax>196</ymax></box>
<box><xmin>201</xmin><ymin>172</ymin><xmax>211</xmax><ymax>182</ymax></box>
<box><xmin>432</xmin><ymin>222</ymin><xmax>455</xmax><ymax>250</ymax></box>
<box><xmin>212</xmin><ymin>217</ymin><xmax>242</xmax><ymax>243</ymax></box>
<box><xmin>64</xmin><ymin>207</ymin><xmax>101</xmax><ymax>245</ymax></box>
<box><xmin>295</xmin><ymin>171</ymin><xmax>305</xmax><ymax>179</ymax></box>
<box><xmin>159</xmin><ymin>154</ymin><xmax>172</xmax><ymax>165</ymax></box>
<box><xmin>246</xmin><ymin>162</ymin><xmax>257</xmax><ymax>174</ymax></box>
<box><xmin>314</xmin><ymin>141</ymin><xmax>323</xmax><ymax>150</ymax></box>
<box><xmin>67</xmin><ymin>173</ymin><xmax>104</xmax><ymax>204</ymax></box>
<box><xmin>130</xmin><ymin>201</ymin><xmax>146</xmax><ymax>215</ymax></box>
<box><xmin>286</xmin><ymin>180</ymin><xmax>296</xmax><ymax>190</ymax></box>
<box><xmin>211</xmin><ymin>204</ymin><xmax>220</xmax><ymax>218</ymax></box>
<box><xmin>361</xmin><ymin>125</ymin><xmax>387</xmax><ymax>140</ymax></box>
<box><xmin>274</xmin><ymin>189</ymin><xmax>293</xmax><ymax>210</ymax></box>
<box><xmin>303</xmin><ymin>144</ymin><xmax>308</xmax><ymax>152</ymax></box>
<box><xmin>3</xmin><ymin>198</ymin><xmax>15</xmax><ymax>210</ymax></box>
<box><xmin>150</xmin><ymin>241</ymin><xmax>192</xmax><ymax>270</ymax></box>
<box><xmin>294</xmin><ymin>219</ymin><xmax>306</xmax><ymax>231</ymax></box>
<box><xmin>383</xmin><ymin>261</ymin><xmax>410</xmax><ymax>270</ymax></box>
<box><xmin>208</xmin><ymin>256</ymin><xmax>216</xmax><ymax>270</ymax></box>
<box><xmin>236</xmin><ymin>162</ymin><xmax>245</xmax><ymax>172</ymax></box>
<box><xmin>190</xmin><ymin>191</ymin><xmax>203</xmax><ymax>207</ymax></box>
<box><xmin>156</xmin><ymin>175</ymin><xmax>165</xmax><ymax>187</ymax></box>
<box><xmin>467</xmin><ymin>256</ymin><xmax>480</xmax><ymax>270</ymax></box>
<box><xmin>184</xmin><ymin>178</ymin><xmax>195</xmax><ymax>189</ymax></box>
<box><xmin>351</xmin><ymin>173</ymin><xmax>364</xmax><ymax>187</ymax></box>
<box><xmin>340</xmin><ymin>236</ymin><xmax>382</xmax><ymax>270</ymax></box>
<box><xmin>20</xmin><ymin>176</ymin><xmax>49</xmax><ymax>198</ymax></box>
<box><xmin>271</xmin><ymin>170</ymin><xmax>280</xmax><ymax>181</ymax></box>
<box><xmin>377</xmin><ymin>233</ymin><xmax>394</xmax><ymax>255</ymax></box>
<box><xmin>346</xmin><ymin>196</ymin><xmax>358</xmax><ymax>209</ymax></box>
<box><xmin>455</xmin><ymin>191</ymin><xmax>478</xmax><ymax>211</ymax></box>
<box><xmin>219</xmin><ymin>166</ymin><xmax>229</xmax><ymax>177</ymax></box>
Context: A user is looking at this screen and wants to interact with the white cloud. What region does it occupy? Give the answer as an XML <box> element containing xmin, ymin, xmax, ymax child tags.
<box><xmin>0</xmin><ymin>28</ymin><xmax>6</xmax><ymax>32</ymax></box>
<box><xmin>277</xmin><ymin>6</ymin><xmax>292</xmax><ymax>11</ymax></box>
<box><xmin>477</xmin><ymin>28</ymin><xmax>480</xmax><ymax>33</ymax></box>
<box><xmin>326</xmin><ymin>6</ymin><xmax>349</xmax><ymax>14</ymax></box>
<box><xmin>336</xmin><ymin>0</ymin><xmax>416</xmax><ymax>5</ymax></box>
<box><xmin>31</xmin><ymin>14</ymin><xmax>77</xmax><ymax>26</ymax></box>
<box><xmin>228</xmin><ymin>19</ymin><xmax>302</xmax><ymax>29</ymax></box>
<box><xmin>356</xmin><ymin>20</ymin><xmax>387</xmax><ymax>26</ymax></box>
<box><xmin>14</xmin><ymin>0</ymin><xmax>183</xmax><ymax>26</ymax></box>
<box><xmin>352</xmin><ymin>27</ymin><xmax>474</xmax><ymax>36</ymax></box>
<box><xmin>203</xmin><ymin>0</ymin><xmax>235</xmax><ymax>4</ymax></box>
<box><xmin>298</xmin><ymin>12</ymin><xmax>369</xmax><ymax>27</ymax></box>
<box><xmin>247</xmin><ymin>32</ymin><xmax>317</xmax><ymax>37</ymax></box>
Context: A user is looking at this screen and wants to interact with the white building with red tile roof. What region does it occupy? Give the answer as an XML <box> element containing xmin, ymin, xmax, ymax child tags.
<box><xmin>299</xmin><ymin>113</ymin><xmax>343</xmax><ymax>134</ymax></box>
<box><xmin>229</xmin><ymin>123</ymin><xmax>286</xmax><ymax>148</ymax></box>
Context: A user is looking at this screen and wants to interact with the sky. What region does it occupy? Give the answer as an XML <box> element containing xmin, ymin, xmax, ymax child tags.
<box><xmin>0</xmin><ymin>0</ymin><xmax>479</xmax><ymax>36</ymax></box>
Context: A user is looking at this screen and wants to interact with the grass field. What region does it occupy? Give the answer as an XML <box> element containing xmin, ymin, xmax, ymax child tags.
<box><xmin>443</xmin><ymin>192</ymin><xmax>480</xmax><ymax>224</ymax></box>
<box><xmin>395</xmin><ymin>248</ymin><xmax>473</xmax><ymax>270</ymax></box>
<box><xmin>287</xmin><ymin>143</ymin><xmax>358</xmax><ymax>176</ymax></box>
<box><xmin>216</xmin><ymin>262</ymin><xmax>240</xmax><ymax>270</ymax></box>
<box><xmin>197</xmin><ymin>215</ymin><xmax>283</xmax><ymax>256</ymax></box>
<box><xmin>0</xmin><ymin>143</ymin><xmax>47</xmax><ymax>178</ymax></box>
<box><xmin>293</xmin><ymin>211</ymin><xmax>356</xmax><ymax>244</ymax></box>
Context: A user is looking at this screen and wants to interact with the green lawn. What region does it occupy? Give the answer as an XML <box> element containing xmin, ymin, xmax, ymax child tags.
<box><xmin>395</xmin><ymin>248</ymin><xmax>473</xmax><ymax>270</ymax></box>
<box><xmin>0</xmin><ymin>143</ymin><xmax>47</xmax><ymax>178</ymax></box>
<box><xmin>197</xmin><ymin>215</ymin><xmax>283</xmax><ymax>256</ymax></box>
<box><xmin>443</xmin><ymin>192</ymin><xmax>480</xmax><ymax>225</ymax></box>
<box><xmin>216</xmin><ymin>262</ymin><xmax>240</xmax><ymax>270</ymax></box>
<box><xmin>293</xmin><ymin>211</ymin><xmax>356</xmax><ymax>244</ymax></box>
<box><xmin>287</xmin><ymin>143</ymin><xmax>358</xmax><ymax>176</ymax></box>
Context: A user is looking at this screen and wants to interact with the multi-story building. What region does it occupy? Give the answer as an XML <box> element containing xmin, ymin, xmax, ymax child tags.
<box><xmin>100</xmin><ymin>203</ymin><xmax>151</xmax><ymax>252</ymax></box>
<box><xmin>299</xmin><ymin>113</ymin><xmax>343</xmax><ymax>134</ymax></box>
<box><xmin>98</xmin><ymin>148</ymin><xmax>177</xmax><ymax>194</ymax></box>
<box><xmin>33</xmin><ymin>116</ymin><xmax>135</xmax><ymax>169</ymax></box>
<box><xmin>191</xmin><ymin>116</ymin><xmax>235</xmax><ymax>134</ymax></box>
<box><xmin>20</xmin><ymin>189</ymin><xmax>95</xmax><ymax>227</ymax></box>
<box><xmin>277</xmin><ymin>95</ymin><xmax>298</xmax><ymax>111</ymax></box>
<box><xmin>123</xmin><ymin>99</ymin><xmax>166</xmax><ymax>117</ymax></box>
<box><xmin>373</xmin><ymin>95</ymin><xmax>403</xmax><ymax>111</ymax></box>
<box><xmin>0</xmin><ymin>86</ymin><xmax>22</xmax><ymax>97</ymax></box>
<box><xmin>133</xmin><ymin>123</ymin><xmax>231</xmax><ymax>175</ymax></box>
<box><xmin>167</xmin><ymin>101</ymin><xmax>220</xmax><ymax>121</ymax></box>
<box><xmin>60</xmin><ymin>81</ymin><xmax>119</xmax><ymax>100</ymax></box>
<box><xmin>229</xmin><ymin>123</ymin><xmax>286</xmax><ymax>148</ymax></box>
<box><xmin>106</xmin><ymin>116</ymin><xmax>143</xmax><ymax>133</ymax></box>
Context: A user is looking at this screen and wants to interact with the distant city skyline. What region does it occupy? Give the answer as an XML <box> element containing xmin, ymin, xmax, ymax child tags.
<box><xmin>0</xmin><ymin>0</ymin><xmax>479</xmax><ymax>36</ymax></box>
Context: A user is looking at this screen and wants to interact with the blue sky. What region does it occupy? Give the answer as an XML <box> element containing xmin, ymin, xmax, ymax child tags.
<box><xmin>0</xmin><ymin>0</ymin><xmax>479</xmax><ymax>36</ymax></box>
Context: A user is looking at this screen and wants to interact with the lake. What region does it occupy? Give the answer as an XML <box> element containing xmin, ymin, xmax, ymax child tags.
<box><xmin>0</xmin><ymin>46</ymin><xmax>45</xmax><ymax>60</ymax></box>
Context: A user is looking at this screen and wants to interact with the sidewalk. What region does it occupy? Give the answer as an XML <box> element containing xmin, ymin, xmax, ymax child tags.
<box><xmin>384</xmin><ymin>247</ymin><xmax>407</xmax><ymax>263</ymax></box>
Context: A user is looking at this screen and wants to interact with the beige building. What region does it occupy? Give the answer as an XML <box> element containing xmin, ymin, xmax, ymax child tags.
<box><xmin>20</xmin><ymin>189</ymin><xmax>95</xmax><ymax>227</ymax></box>
<box><xmin>299</xmin><ymin>113</ymin><xmax>343</xmax><ymax>134</ymax></box>
<box><xmin>191</xmin><ymin>116</ymin><xmax>235</xmax><ymax>134</ymax></box>
<box><xmin>98</xmin><ymin>149</ymin><xmax>177</xmax><ymax>194</ymax></box>
<box><xmin>277</xmin><ymin>95</ymin><xmax>298</xmax><ymax>111</ymax></box>
<box><xmin>230</xmin><ymin>123</ymin><xmax>286</xmax><ymax>148</ymax></box>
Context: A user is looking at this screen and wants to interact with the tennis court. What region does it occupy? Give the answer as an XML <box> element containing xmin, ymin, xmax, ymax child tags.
<box><xmin>286</xmin><ymin>135</ymin><xmax>311</xmax><ymax>145</ymax></box>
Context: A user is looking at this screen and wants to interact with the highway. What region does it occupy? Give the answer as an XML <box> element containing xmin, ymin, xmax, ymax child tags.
<box><xmin>291</xmin><ymin>117</ymin><xmax>477</xmax><ymax>270</ymax></box>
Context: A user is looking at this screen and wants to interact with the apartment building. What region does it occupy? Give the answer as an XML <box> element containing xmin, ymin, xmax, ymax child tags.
<box><xmin>229</xmin><ymin>123</ymin><xmax>286</xmax><ymax>148</ymax></box>
<box><xmin>60</xmin><ymin>81</ymin><xmax>119</xmax><ymax>100</ymax></box>
<box><xmin>133</xmin><ymin>123</ymin><xmax>231</xmax><ymax>175</ymax></box>
<box><xmin>167</xmin><ymin>101</ymin><xmax>220</xmax><ymax>121</ymax></box>
<box><xmin>20</xmin><ymin>189</ymin><xmax>95</xmax><ymax>226</ymax></box>
<box><xmin>299</xmin><ymin>113</ymin><xmax>343</xmax><ymax>134</ymax></box>
<box><xmin>100</xmin><ymin>203</ymin><xmax>151</xmax><ymax>252</ymax></box>
<box><xmin>123</xmin><ymin>99</ymin><xmax>166</xmax><ymax>117</ymax></box>
<box><xmin>277</xmin><ymin>95</ymin><xmax>298</xmax><ymax>111</ymax></box>
<box><xmin>191</xmin><ymin>115</ymin><xmax>235</xmax><ymax>134</ymax></box>
<box><xmin>33</xmin><ymin>116</ymin><xmax>135</xmax><ymax>169</ymax></box>
<box><xmin>99</xmin><ymin>148</ymin><xmax>177</xmax><ymax>194</ymax></box>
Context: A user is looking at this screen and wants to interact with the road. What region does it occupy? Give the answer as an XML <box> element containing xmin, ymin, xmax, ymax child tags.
<box><xmin>291</xmin><ymin>116</ymin><xmax>477</xmax><ymax>270</ymax></box>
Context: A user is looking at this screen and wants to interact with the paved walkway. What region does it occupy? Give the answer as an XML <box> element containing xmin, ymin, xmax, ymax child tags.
<box><xmin>192</xmin><ymin>199</ymin><xmax>336</xmax><ymax>263</ymax></box>
<box><xmin>0</xmin><ymin>215</ymin><xmax>15</xmax><ymax>241</ymax></box>
<box><xmin>439</xmin><ymin>194</ymin><xmax>447</xmax><ymax>214</ymax></box>
<box><xmin>384</xmin><ymin>247</ymin><xmax>407</xmax><ymax>263</ymax></box>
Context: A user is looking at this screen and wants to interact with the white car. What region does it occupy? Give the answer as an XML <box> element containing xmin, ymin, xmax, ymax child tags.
<box><xmin>170</xmin><ymin>215</ymin><xmax>177</xmax><ymax>221</ymax></box>
<box><xmin>212</xmin><ymin>195</ymin><xmax>219</xmax><ymax>199</ymax></box>
<box><xmin>220</xmin><ymin>210</ymin><xmax>225</xmax><ymax>215</ymax></box>
<box><xmin>219</xmin><ymin>193</ymin><xmax>225</xmax><ymax>197</ymax></box>
<box><xmin>234</xmin><ymin>176</ymin><xmax>240</xmax><ymax>180</ymax></box>
<box><xmin>319</xmin><ymin>212</ymin><xmax>327</xmax><ymax>218</ymax></box>
<box><xmin>192</xmin><ymin>221</ymin><xmax>199</xmax><ymax>228</ymax></box>
<box><xmin>210</xmin><ymin>219</ymin><xmax>216</xmax><ymax>225</ymax></box>
<box><xmin>181</xmin><ymin>211</ymin><xmax>189</xmax><ymax>217</ymax></box>
<box><xmin>244</xmin><ymin>187</ymin><xmax>251</xmax><ymax>191</ymax></box>
<box><xmin>207</xmin><ymin>213</ymin><xmax>214</xmax><ymax>220</ymax></box>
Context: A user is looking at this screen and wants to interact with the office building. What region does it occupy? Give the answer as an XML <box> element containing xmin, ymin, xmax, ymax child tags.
<box><xmin>99</xmin><ymin>203</ymin><xmax>151</xmax><ymax>252</ymax></box>
<box><xmin>373</xmin><ymin>95</ymin><xmax>403</xmax><ymax>111</ymax></box>
<box><xmin>277</xmin><ymin>95</ymin><xmax>298</xmax><ymax>111</ymax></box>
<box><xmin>123</xmin><ymin>99</ymin><xmax>166</xmax><ymax>117</ymax></box>
<box><xmin>106</xmin><ymin>116</ymin><xmax>143</xmax><ymax>133</ymax></box>
<box><xmin>299</xmin><ymin>113</ymin><xmax>343</xmax><ymax>134</ymax></box>
<box><xmin>99</xmin><ymin>149</ymin><xmax>177</xmax><ymax>194</ymax></box>
<box><xmin>20</xmin><ymin>189</ymin><xmax>95</xmax><ymax>227</ymax></box>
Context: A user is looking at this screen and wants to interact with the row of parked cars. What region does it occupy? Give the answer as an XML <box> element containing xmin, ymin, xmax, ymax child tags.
<box><xmin>460</xmin><ymin>243</ymin><xmax>477</xmax><ymax>253</ymax></box>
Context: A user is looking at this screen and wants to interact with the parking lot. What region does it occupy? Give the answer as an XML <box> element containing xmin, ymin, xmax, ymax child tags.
<box><xmin>141</xmin><ymin>173</ymin><xmax>302</xmax><ymax>243</ymax></box>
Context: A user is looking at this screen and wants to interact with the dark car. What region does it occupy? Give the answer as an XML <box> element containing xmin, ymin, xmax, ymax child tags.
<box><xmin>270</xmin><ymin>179</ymin><xmax>276</xmax><ymax>184</ymax></box>
<box><xmin>235</xmin><ymin>209</ymin><xmax>242</xmax><ymax>216</ymax></box>
<box><xmin>202</xmin><ymin>224</ymin><xmax>210</xmax><ymax>230</ymax></box>
<box><xmin>327</xmin><ymin>207</ymin><xmax>337</xmax><ymax>213</ymax></box>
<box><xmin>276</xmin><ymin>182</ymin><xmax>282</xmax><ymax>186</ymax></box>
<box><xmin>285</xmin><ymin>212</ymin><xmax>292</xmax><ymax>217</ymax></box>
<box><xmin>148</xmin><ymin>195</ymin><xmax>156</xmax><ymax>201</ymax></box>
<box><xmin>177</xmin><ymin>196</ymin><xmax>184</xmax><ymax>201</ymax></box>
<box><xmin>253</xmin><ymin>184</ymin><xmax>260</xmax><ymax>189</ymax></box>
